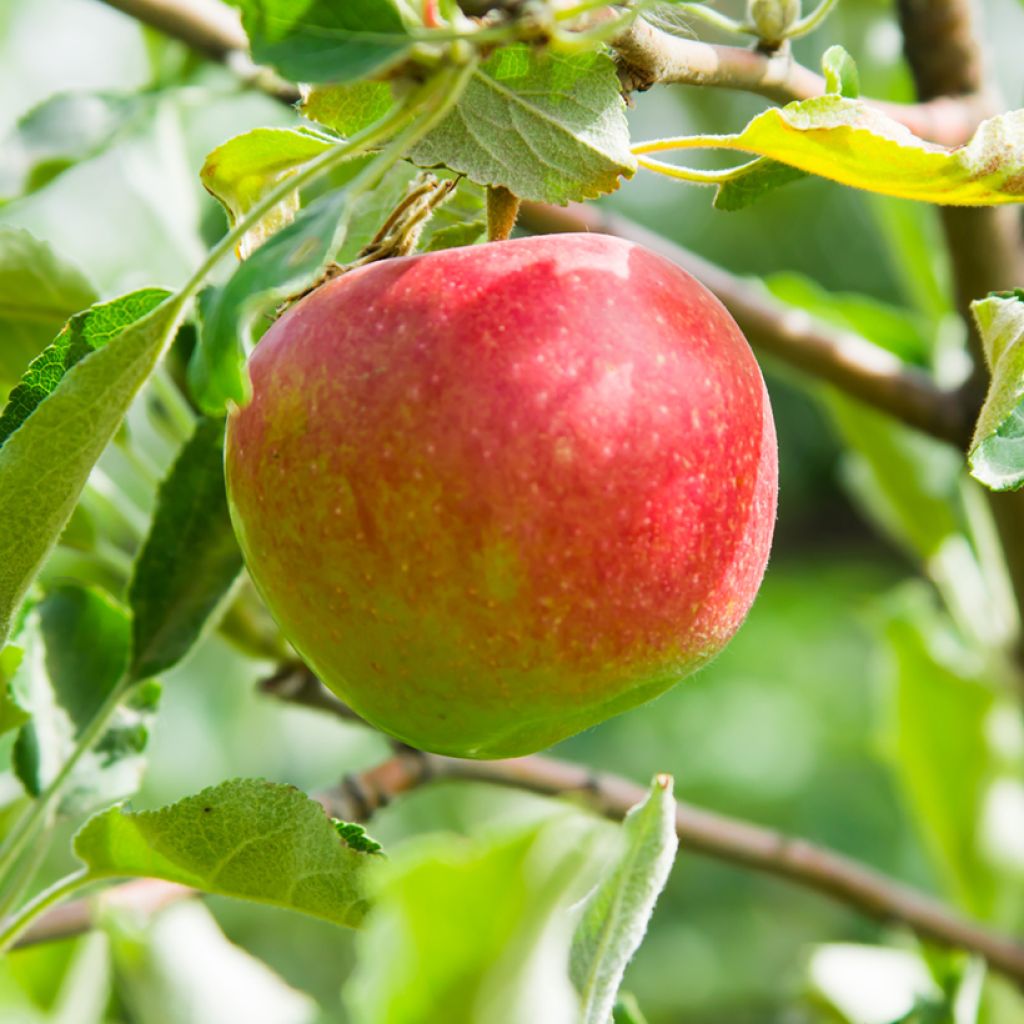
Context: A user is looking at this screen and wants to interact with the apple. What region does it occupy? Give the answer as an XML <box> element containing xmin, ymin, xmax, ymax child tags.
<box><xmin>225</xmin><ymin>233</ymin><xmax>777</xmax><ymax>758</ymax></box>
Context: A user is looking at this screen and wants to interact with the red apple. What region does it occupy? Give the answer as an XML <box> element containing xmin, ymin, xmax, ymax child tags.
<box><xmin>226</xmin><ymin>233</ymin><xmax>777</xmax><ymax>758</ymax></box>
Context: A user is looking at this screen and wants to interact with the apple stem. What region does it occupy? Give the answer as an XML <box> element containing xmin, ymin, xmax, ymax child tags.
<box><xmin>486</xmin><ymin>185</ymin><xmax>522</xmax><ymax>241</ymax></box>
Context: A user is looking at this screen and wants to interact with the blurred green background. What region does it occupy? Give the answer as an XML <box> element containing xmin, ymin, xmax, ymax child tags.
<box><xmin>3</xmin><ymin>0</ymin><xmax>1024</xmax><ymax>1021</ymax></box>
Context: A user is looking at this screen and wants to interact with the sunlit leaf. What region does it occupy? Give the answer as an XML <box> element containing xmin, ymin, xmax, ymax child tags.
<box><xmin>301</xmin><ymin>81</ymin><xmax>395</xmax><ymax>138</ymax></box>
<box><xmin>75</xmin><ymin>779</ymin><xmax>374</xmax><ymax>927</ymax></box>
<box><xmin>107</xmin><ymin>901</ymin><xmax>318</xmax><ymax>1024</ymax></box>
<box><xmin>345</xmin><ymin>819</ymin><xmax>605</xmax><ymax>1024</ymax></box>
<box><xmin>636</xmin><ymin>99</ymin><xmax>1024</xmax><ymax>206</ymax></box>
<box><xmin>0</xmin><ymin>293</ymin><xmax>182</xmax><ymax>645</ymax></box>
<box><xmin>129</xmin><ymin>417</ymin><xmax>243</xmax><ymax>681</ymax></box>
<box><xmin>411</xmin><ymin>46</ymin><xmax>636</xmax><ymax>204</ymax></box>
<box><xmin>571</xmin><ymin>776</ymin><xmax>677</xmax><ymax>1024</ymax></box>
<box><xmin>0</xmin><ymin>227</ymin><xmax>96</xmax><ymax>398</ymax></box>
<box><xmin>201</xmin><ymin>127</ymin><xmax>335</xmax><ymax>258</ymax></box>
<box><xmin>967</xmin><ymin>291</ymin><xmax>1024</xmax><ymax>491</ymax></box>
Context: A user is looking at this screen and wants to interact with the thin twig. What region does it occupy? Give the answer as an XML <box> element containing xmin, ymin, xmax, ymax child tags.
<box><xmin>321</xmin><ymin>747</ymin><xmax>1024</xmax><ymax>985</ymax></box>
<box><xmin>518</xmin><ymin>201</ymin><xmax>970</xmax><ymax>447</ymax></box>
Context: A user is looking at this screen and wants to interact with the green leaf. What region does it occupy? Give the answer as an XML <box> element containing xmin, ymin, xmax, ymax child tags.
<box><xmin>822</xmin><ymin>45</ymin><xmax>860</xmax><ymax>98</ymax></box>
<box><xmin>882</xmin><ymin>588</ymin><xmax>998</xmax><ymax>916</ymax></box>
<box><xmin>0</xmin><ymin>227</ymin><xmax>96</xmax><ymax>398</ymax></box>
<box><xmin>712</xmin><ymin>158</ymin><xmax>808</xmax><ymax>212</ymax></box>
<box><xmin>225</xmin><ymin>0</ymin><xmax>413</xmax><ymax>84</ymax></box>
<box><xmin>0</xmin><ymin>644</ymin><xmax>30</xmax><ymax>737</ymax></box>
<box><xmin>612</xmin><ymin>994</ymin><xmax>650</xmax><ymax>1024</ymax></box>
<box><xmin>188</xmin><ymin>188</ymin><xmax>350</xmax><ymax>414</ymax></box>
<box><xmin>106</xmin><ymin>901</ymin><xmax>319</xmax><ymax>1024</ymax></box>
<box><xmin>75</xmin><ymin>778</ymin><xmax>374</xmax><ymax>928</ymax></box>
<box><xmin>0</xmin><ymin>288</ymin><xmax>169</xmax><ymax>448</ymax></box>
<box><xmin>201</xmin><ymin>127</ymin><xmax>334</xmax><ymax>259</ymax></box>
<box><xmin>640</xmin><ymin>99</ymin><xmax>1024</xmax><ymax>205</ymax></box>
<box><xmin>968</xmin><ymin>291</ymin><xmax>1024</xmax><ymax>491</ymax></box>
<box><xmin>10</xmin><ymin>585</ymin><xmax>155</xmax><ymax>815</ymax></box>
<box><xmin>0</xmin><ymin>293</ymin><xmax>183</xmax><ymax>645</ymax></box>
<box><xmin>711</xmin><ymin>47</ymin><xmax>858</xmax><ymax>212</ymax></box>
<box><xmin>301</xmin><ymin>80</ymin><xmax>395</xmax><ymax>137</ymax></box>
<box><xmin>0</xmin><ymin>91</ymin><xmax>150</xmax><ymax>202</ymax></box>
<box><xmin>410</xmin><ymin>45</ymin><xmax>636</xmax><ymax>204</ymax></box>
<box><xmin>129</xmin><ymin>417</ymin><xmax>244</xmax><ymax>681</ymax></box>
<box><xmin>346</xmin><ymin>819</ymin><xmax>605</xmax><ymax>1024</ymax></box>
<box><xmin>571</xmin><ymin>776</ymin><xmax>677</xmax><ymax>1024</ymax></box>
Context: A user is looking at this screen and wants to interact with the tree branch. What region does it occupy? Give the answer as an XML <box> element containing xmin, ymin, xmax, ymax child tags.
<box><xmin>324</xmin><ymin>747</ymin><xmax>1024</xmax><ymax>984</ymax></box>
<box><xmin>519</xmin><ymin>201</ymin><xmax>970</xmax><ymax>446</ymax></box>
<box><xmin>610</xmin><ymin>15</ymin><xmax>985</xmax><ymax>147</ymax></box>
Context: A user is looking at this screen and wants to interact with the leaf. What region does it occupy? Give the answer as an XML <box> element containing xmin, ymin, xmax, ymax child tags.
<box><xmin>188</xmin><ymin>187</ymin><xmax>350</xmax><ymax>414</ymax></box>
<box><xmin>225</xmin><ymin>0</ymin><xmax>413</xmax><ymax>84</ymax></box>
<box><xmin>0</xmin><ymin>293</ymin><xmax>183</xmax><ymax>645</ymax></box>
<box><xmin>201</xmin><ymin>127</ymin><xmax>335</xmax><ymax>258</ymax></box>
<box><xmin>713</xmin><ymin>158</ymin><xmax>808</xmax><ymax>211</ymax></box>
<box><xmin>822</xmin><ymin>45</ymin><xmax>860</xmax><ymax>98</ymax></box>
<box><xmin>712</xmin><ymin>48</ymin><xmax>856</xmax><ymax>212</ymax></box>
<box><xmin>882</xmin><ymin>587</ymin><xmax>998</xmax><ymax>916</ymax></box>
<box><xmin>570</xmin><ymin>776</ymin><xmax>677</xmax><ymax>1024</ymax></box>
<box><xmin>612</xmin><ymin>994</ymin><xmax>650</xmax><ymax>1024</ymax></box>
<box><xmin>639</xmin><ymin>99</ymin><xmax>1024</xmax><ymax>206</ymax></box>
<box><xmin>967</xmin><ymin>291</ymin><xmax>1024</xmax><ymax>491</ymax></box>
<box><xmin>107</xmin><ymin>901</ymin><xmax>319</xmax><ymax>1024</ymax></box>
<box><xmin>345</xmin><ymin>819</ymin><xmax>605</xmax><ymax>1024</ymax></box>
<box><xmin>0</xmin><ymin>288</ymin><xmax>169</xmax><ymax>448</ymax></box>
<box><xmin>410</xmin><ymin>45</ymin><xmax>636</xmax><ymax>204</ymax></box>
<box><xmin>0</xmin><ymin>644</ymin><xmax>30</xmax><ymax>737</ymax></box>
<box><xmin>301</xmin><ymin>81</ymin><xmax>395</xmax><ymax>137</ymax></box>
<box><xmin>75</xmin><ymin>778</ymin><xmax>374</xmax><ymax>928</ymax></box>
<box><xmin>10</xmin><ymin>585</ymin><xmax>155</xmax><ymax>815</ymax></box>
<box><xmin>0</xmin><ymin>91</ymin><xmax>150</xmax><ymax>202</ymax></box>
<box><xmin>0</xmin><ymin>227</ymin><xmax>96</xmax><ymax>398</ymax></box>
<box><xmin>129</xmin><ymin>417</ymin><xmax>244</xmax><ymax>681</ymax></box>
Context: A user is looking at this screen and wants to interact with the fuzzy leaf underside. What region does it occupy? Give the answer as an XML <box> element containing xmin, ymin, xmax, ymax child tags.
<box><xmin>570</xmin><ymin>777</ymin><xmax>678</xmax><ymax>1024</ymax></box>
<box><xmin>410</xmin><ymin>46</ymin><xmax>636</xmax><ymax>205</ymax></box>
<box><xmin>75</xmin><ymin>778</ymin><xmax>375</xmax><ymax>928</ymax></box>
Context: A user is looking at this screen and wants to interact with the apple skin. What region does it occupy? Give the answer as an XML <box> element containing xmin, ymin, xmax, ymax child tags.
<box><xmin>226</xmin><ymin>233</ymin><xmax>777</xmax><ymax>758</ymax></box>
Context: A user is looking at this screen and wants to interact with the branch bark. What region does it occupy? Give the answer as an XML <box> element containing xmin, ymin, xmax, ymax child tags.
<box><xmin>519</xmin><ymin>201</ymin><xmax>970</xmax><ymax>446</ymax></box>
<box><xmin>611</xmin><ymin>15</ymin><xmax>986</xmax><ymax>147</ymax></box>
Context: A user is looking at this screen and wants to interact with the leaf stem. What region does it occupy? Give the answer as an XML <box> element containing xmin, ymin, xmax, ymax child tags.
<box><xmin>0</xmin><ymin>678</ymin><xmax>132</xmax><ymax>892</ymax></box>
<box><xmin>787</xmin><ymin>0</ymin><xmax>840</xmax><ymax>40</ymax></box>
<box><xmin>0</xmin><ymin>870</ymin><xmax>93</xmax><ymax>953</ymax></box>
